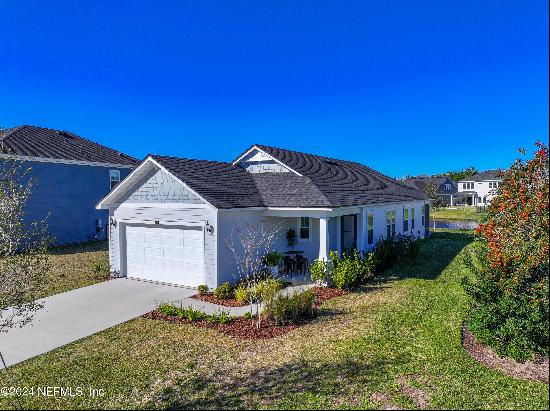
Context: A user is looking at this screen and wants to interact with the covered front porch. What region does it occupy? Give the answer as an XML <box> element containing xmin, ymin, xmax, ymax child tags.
<box><xmin>265</xmin><ymin>206</ymin><xmax>369</xmax><ymax>279</ymax></box>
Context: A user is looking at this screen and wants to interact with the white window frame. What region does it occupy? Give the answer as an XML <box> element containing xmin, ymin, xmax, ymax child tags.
<box><xmin>411</xmin><ymin>208</ymin><xmax>415</xmax><ymax>230</ymax></box>
<box><xmin>109</xmin><ymin>170</ymin><xmax>121</xmax><ymax>190</ymax></box>
<box><xmin>367</xmin><ymin>213</ymin><xmax>374</xmax><ymax>245</ymax></box>
<box><xmin>403</xmin><ymin>207</ymin><xmax>409</xmax><ymax>232</ymax></box>
<box><xmin>297</xmin><ymin>217</ymin><xmax>311</xmax><ymax>242</ymax></box>
<box><xmin>445</xmin><ymin>183</ymin><xmax>451</xmax><ymax>191</ymax></box>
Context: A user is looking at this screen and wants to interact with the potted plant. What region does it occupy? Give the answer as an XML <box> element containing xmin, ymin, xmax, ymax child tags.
<box><xmin>263</xmin><ymin>251</ymin><xmax>283</xmax><ymax>276</ymax></box>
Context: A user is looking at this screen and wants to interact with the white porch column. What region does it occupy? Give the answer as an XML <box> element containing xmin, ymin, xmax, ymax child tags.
<box><xmin>450</xmin><ymin>195</ymin><xmax>453</xmax><ymax>206</ymax></box>
<box><xmin>336</xmin><ymin>216</ymin><xmax>342</xmax><ymax>255</ymax></box>
<box><xmin>319</xmin><ymin>217</ymin><xmax>330</xmax><ymax>261</ymax></box>
<box><xmin>360</xmin><ymin>207</ymin><xmax>367</xmax><ymax>252</ymax></box>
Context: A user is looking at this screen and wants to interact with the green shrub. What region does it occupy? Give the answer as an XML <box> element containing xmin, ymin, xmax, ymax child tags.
<box><xmin>158</xmin><ymin>303</ymin><xmax>179</xmax><ymax>316</ymax></box>
<box><xmin>264</xmin><ymin>289</ymin><xmax>316</xmax><ymax>325</ymax></box>
<box><xmin>310</xmin><ymin>259</ymin><xmax>329</xmax><ymax>283</ymax></box>
<box><xmin>243</xmin><ymin>311</ymin><xmax>252</xmax><ymax>320</ymax></box>
<box><xmin>197</xmin><ymin>284</ymin><xmax>209</xmax><ymax>295</ymax></box>
<box><xmin>207</xmin><ymin>311</ymin><xmax>235</xmax><ymax>324</ymax></box>
<box><xmin>463</xmin><ymin>143</ymin><xmax>549</xmax><ymax>361</ymax></box>
<box><xmin>180</xmin><ymin>307</ymin><xmax>206</xmax><ymax>322</ymax></box>
<box><xmin>234</xmin><ymin>284</ymin><xmax>250</xmax><ymax>304</ymax></box>
<box><xmin>214</xmin><ymin>282</ymin><xmax>234</xmax><ymax>300</ymax></box>
<box><xmin>263</xmin><ymin>251</ymin><xmax>283</xmax><ymax>267</ymax></box>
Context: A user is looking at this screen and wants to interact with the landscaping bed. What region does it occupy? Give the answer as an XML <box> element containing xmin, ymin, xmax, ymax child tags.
<box><xmin>462</xmin><ymin>324</ymin><xmax>549</xmax><ymax>384</ymax></box>
<box><xmin>145</xmin><ymin>286</ymin><xmax>347</xmax><ymax>340</ymax></box>
<box><xmin>144</xmin><ymin>310</ymin><xmax>298</xmax><ymax>339</ymax></box>
<box><xmin>191</xmin><ymin>292</ymin><xmax>246</xmax><ymax>307</ymax></box>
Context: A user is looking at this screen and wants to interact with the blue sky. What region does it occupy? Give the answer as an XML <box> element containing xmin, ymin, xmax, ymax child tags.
<box><xmin>1</xmin><ymin>0</ymin><xmax>548</xmax><ymax>177</ymax></box>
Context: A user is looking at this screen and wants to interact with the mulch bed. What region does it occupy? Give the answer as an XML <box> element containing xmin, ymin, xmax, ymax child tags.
<box><xmin>191</xmin><ymin>293</ymin><xmax>246</xmax><ymax>307</ymax></box>
<box><xmin>311</xmin><ymin>286</ymin><xmax>347</xmax><ymax>308</ymax></box>
<box><xmin>462</xmin><ymin>324</ymin><xmax>549</xmax><ymax>384</ymax></box>
<box><xmin>143</xmin><ymin>310</ymin><xmax>297</xmax><ymax>339</ymax></box>
<box><xmin>145</xmin><ymin>286</ymin><xmax>348</xmax><ymax>339</ymax></box>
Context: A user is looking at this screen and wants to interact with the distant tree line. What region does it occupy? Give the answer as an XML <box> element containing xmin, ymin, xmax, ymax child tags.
<box><xmin>402</xmin><ymin>167</ymin><xmax>479</xmax><ymax>182</ymax></box>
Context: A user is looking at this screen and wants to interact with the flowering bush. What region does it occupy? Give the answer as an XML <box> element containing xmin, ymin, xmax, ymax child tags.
<box><xmin>463</xmin><ymin>143</ymin><xmax>549</xmax><ymax>361</ymax></box>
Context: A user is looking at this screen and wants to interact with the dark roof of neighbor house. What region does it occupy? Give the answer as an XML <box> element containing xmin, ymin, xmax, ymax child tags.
<box><xmin>0</xmin><ymin>125</ymin><xmax>138</xmax><ymax>166</ymax></box>
<box><xmin>462</xmin><ymin>169</ymin><xmax>503</xmax><ymax>182</ymax></box>
<box><xmin>149</xmin><ymin>145</ymin><xmax>427</xmax><ymax>209</ymax></box>
<box><xmin>403</xmin><ymin>176</ymin><xmax>454</xmax><ymax>192</ymax></box>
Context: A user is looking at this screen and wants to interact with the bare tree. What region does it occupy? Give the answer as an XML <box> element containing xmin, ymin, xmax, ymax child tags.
<box><xmin>226</xmin><ymin>219</ymin><xmax>282</xmax><ymax>327</ymax></box>
<box><xmin>0</xmin><ymin>159</ymin><xmax>51</xmax><ymax>333</ymax></box>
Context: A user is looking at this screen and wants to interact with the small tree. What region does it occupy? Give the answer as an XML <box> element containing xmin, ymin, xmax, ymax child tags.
<box><xmin>0</xmin><ymin>160</ymin><xmax>51</xmax><ymax>334</ymax></box>
<box><xmin>425</xmin><ymin>181</ymin><xmax>444</xmax><ymax>228</ymax></box>
<box><xmin>226</xmin><ymin>219</ymin><xmax>282</xmax><ymax>327</ymax></box>
<box><xmin>463</xmin><ymin>143</ymin><xmax>549</xmax><ymax>361</ymax></box>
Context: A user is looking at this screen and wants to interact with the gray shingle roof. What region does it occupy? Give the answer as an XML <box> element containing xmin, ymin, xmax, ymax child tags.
<box><xmin>403</xmin><ymin>176</ymin><xmax>455</xmax><ymax>192</ymax></box>
<box><xmin>0</xmin><ymin>125</ymin><xmax>138</xmax><ymax>166</ymax></box>
<box><xmin>150</xmin><ymin>145</ymin><xmax>427</xmax><ymax>209</ymax></box>
<box><xmin>467</xmin><ymin>169</ymin><xmax>503</xmax><ymax>182</ymax></box>
<box><xmin>151</xmin><ymin>155</ymin><xmax>264</xmax><ymax>208</ymax></box>
<box><xmin>250</xmin><ymin>172</ymin><xmax>332</xmax><ymax>207</ymax></box>
<box><xmin>251</xmin><ymin>145</ymin><xmax>428</xmax><ymax>207</ymax></box>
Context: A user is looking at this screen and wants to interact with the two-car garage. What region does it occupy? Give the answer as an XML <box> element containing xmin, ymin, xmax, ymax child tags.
<box><xmin>123</xmin><ymin>224</ymin><xmax>205</xmax><ymax>287</ymax></box>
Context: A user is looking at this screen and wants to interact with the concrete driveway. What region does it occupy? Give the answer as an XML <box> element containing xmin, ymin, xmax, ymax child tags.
<box><xmin>0</xmin><ymin>278</ymin><xmax>194</xmax><ymax>367</ymax></box>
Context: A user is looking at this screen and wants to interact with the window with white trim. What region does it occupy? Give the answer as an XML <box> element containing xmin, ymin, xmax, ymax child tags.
<box><xmin>391</xmin><ymin>210</ymin><xmax>396</xmax><ymax>236</ymax></box>
<box><xmin>420</xmin><ymin>207</ymin><xmax>426</xmax><ymax>227</ymax></box>
<box><xmin>109</xmin><ymin>170</ymin><xmax>121</xmax><ymax>190</ymax></box>
<box><xmin>403</xmin><ymin>207</ymin><xmax>409</xmax><ymax>232</ymax></box>
<box><xmin>299</xmin><ymin>217</ymin><xmax>310</xmax><ymax>240</ymax></box>
<box><xmin>386</xmin><ymin>210</ymin><xmax>391</xmax><ymax>239</ymax></box>
<box><xmin>411</xmin><ymin>208</ymin><xmax>415</xmax><ymax>229</ymax></box>
<box><xmin>445</xmin><ymin>183</ymin><xmax>451</xmax><ymax>191</ymax></box>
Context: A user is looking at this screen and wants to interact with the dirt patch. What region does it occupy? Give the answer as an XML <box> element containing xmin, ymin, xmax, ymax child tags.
<box><xmin>191</xmin><ymin>293</ymin><xmax>246</xmax><ymax>307</ymax></box>
<box><xmin>462</xmin><ymin>325</ymin><xmax>549</xmax><ymax>384</ymax></box>
<box><xmin>143</xmin><ymin>310</ymin><xmax>298</xmax><ymax>339</ymax></box>
<box><xmin>369</xmin><ymin>392</ymin><xmax>402</xmax><ymax>410</ymax></box>
<box><xmin>397</xmin><ymin>375</ymin><xmax>430</xmax><ymax>408</ymax></box>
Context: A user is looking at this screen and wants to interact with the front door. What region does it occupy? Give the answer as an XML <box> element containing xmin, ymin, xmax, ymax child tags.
<box><xmin>341</xmin><ymin>215</ymin><xmax>357</xmax><ymax>252</ymax></box>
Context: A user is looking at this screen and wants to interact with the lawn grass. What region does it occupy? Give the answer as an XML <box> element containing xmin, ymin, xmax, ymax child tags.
<box><xmin>39</xmin><ymin>241</ymin><xmax>108</xmax><ymax>298</ymax></box>
<box><xmin>432</xmin><ymin>206</ymin><xmax>487</xmax><ymax>222</ymax></box>
<box><xmin>1</xmin><ymin>232</ymin><xmax>547</xmax><ymax>409</ymax></box>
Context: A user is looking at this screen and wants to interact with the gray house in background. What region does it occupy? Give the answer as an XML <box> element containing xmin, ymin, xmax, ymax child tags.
<box><xmin>404</xmin><ymin>176</ymin><xmax>458</xmax><ymax>206</ymax></box>
<box><xmin>0</xmin><ymin>125</ymin><xmax>138</xmax><ymax>244</ymax></box>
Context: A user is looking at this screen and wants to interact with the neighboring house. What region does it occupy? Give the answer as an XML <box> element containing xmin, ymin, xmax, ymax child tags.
<box><xmin>404</xmin><ymin>176</ymin><xmax>458</xmax><ymax>206</ymax></box>
<box><xmin>0</xmin><ymin>125</ymin><xmax>138</xmax><ymax>244</ymax></box>
<box><xmin>97</xmin><ymin>145</ymin><xmax>429</xmax><ymax>289</ymax></box>
<box><xmin>457</xmin><ymin>169</ymin><xmax>503</xmax><ymax>206</ymax></box>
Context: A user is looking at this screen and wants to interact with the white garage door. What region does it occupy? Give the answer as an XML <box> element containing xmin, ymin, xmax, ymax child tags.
<box><xmin>125</xmin><ymin>224</ymin><xmax>204</xmax><ymax>287</ymax></box>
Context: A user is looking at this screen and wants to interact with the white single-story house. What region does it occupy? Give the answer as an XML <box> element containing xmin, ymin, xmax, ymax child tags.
<box><xmin>96</xmin><ymin>145</ymin><xmax>430</xmax><ymax>289</ymax></box>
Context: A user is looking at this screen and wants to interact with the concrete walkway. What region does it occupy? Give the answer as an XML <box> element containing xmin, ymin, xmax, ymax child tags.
<box><xmin>0</xmin><ymin>278</ymin><xmax>194</xmax><ymax>367</ymax></box>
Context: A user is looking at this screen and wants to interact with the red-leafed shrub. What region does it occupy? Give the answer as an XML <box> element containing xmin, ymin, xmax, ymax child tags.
<box><xmin>463</xmin><ymin>142</ymin><xmax>549</xmax><ymax>361</ymax></box>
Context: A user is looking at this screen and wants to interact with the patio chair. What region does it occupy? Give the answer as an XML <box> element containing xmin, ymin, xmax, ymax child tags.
<box><xmin>282</xmin><ymin>256</ymin><xmax>295</xmax><ymax>277</ymax></box>
<box><xmin>295</xmin><ymin>255</ymin><xmax>309</xmax><ymax>275</ymax></box>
